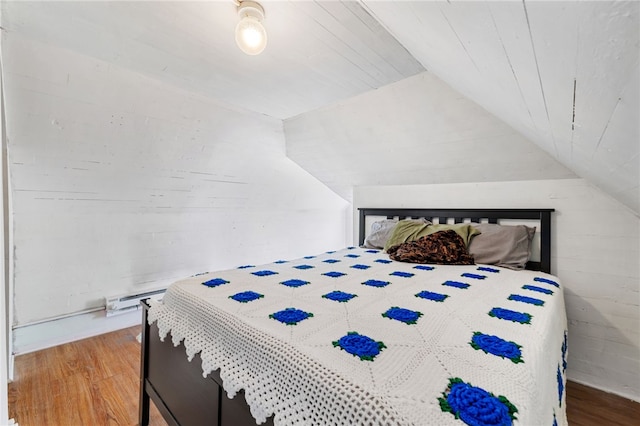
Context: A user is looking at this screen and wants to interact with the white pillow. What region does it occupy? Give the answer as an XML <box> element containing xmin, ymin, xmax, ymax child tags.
<box><xmin>363</xmin><ymin>219</ymin><xmax>398</xmax><ymax>249</ymax></box>
<box><xmin>363</xmin><ymin>218</ymin><xmax>430</xmax><ymax>249</ymax></box>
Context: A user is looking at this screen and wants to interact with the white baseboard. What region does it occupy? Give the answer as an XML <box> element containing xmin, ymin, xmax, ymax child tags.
<box><xmin>13</xmin><ymin>308</ymin><xmax>142</xmax><ymax>356</ymax></box>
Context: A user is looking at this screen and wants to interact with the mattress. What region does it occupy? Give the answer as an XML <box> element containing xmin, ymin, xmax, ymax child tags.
<box><xmin>148</xmin><ymin>246</ymin><xmax>568</xmax><ymax>426</ymax></box>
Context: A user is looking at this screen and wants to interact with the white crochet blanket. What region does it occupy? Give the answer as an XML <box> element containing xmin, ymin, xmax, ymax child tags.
<box><xmin>148</xmin><ymin>247</ymin><xmax>568</xmax><ymax>426</ymax></box>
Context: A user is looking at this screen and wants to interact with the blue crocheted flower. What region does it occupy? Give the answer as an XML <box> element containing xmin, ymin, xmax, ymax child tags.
<box><xmin>462</xmin><ymin>273</ymin><xmax>486</xmax><ymax>280</ymax></box>
<box><xmin>294</xmin><ymin>264</ymin><xmax>314</xmax><ymax>270</ymax></box>
<box><xmin>382</xmin><ymin>307</ymin><xmax>422</xmax><ymax>325</ymax></box>
<box><xmin>252</xmin><ymin>270</ymin><xmax>278</xmax><ymax>277</ymax></box>
<box><xmin>414</xmin><ymin>265</ymin><xmax>435</xmax><ymax>271</ymax></box>
<box><xmin>269</xmin><ymin>308</ymin><xmax>313</xmax><ymax>325</ymax></box>
<box><xmin>332</xmin><ymin>332</ymin><xmax>386</xmax><ymax>361</ymax></box>
<box><xmin>561</xmin><ymin>331</ymin><xmax>568</xmax><ymax>372</ymax></box>
<box><xmin>439</xmin><ymin>378</ymin><xmax>518</xmax><ymax>426</ymax></box>
<box><xmin>374</xmin><ymin>259</ymin><xmax>392</xmax><ymax>264</ymax></box>
<box><xmin>274</xmin><ymin>260</ymin><xmax>288</xmax><ymax>264</ymax></box>
<box><xmin>523</xmin><ymin>285</ymin><xmax>553</xmax><ymax>295</ymax></box>
<box><xmin>478</xmin><ymin>266</ymin><xmax>500</xmax><ymax>273</ymax></box>
<box><xmin>415</xmin><ymin>290</ymin><xmax>448</xmax><ymax>302</ymax></box>
<box><xmin>390</xmin><ymin>271</ymin><xmax>414</xmax><ymax>278</ymax></box>
<box><xmin>470</xmin><ymin>332</ymin><xmax>523</xmax><ymax>364</ymax></box>
<box><xmin>365</xmin><ymin>249</ymin><xmax>380</xmax><ymax>253</ymax></box>
<box><xmin>345</xmin><ymin>254</ymin><xmax>360</xmax><ymax>258</ymax></box>
<box><xmin>508</xmin><ymin>294</ymin><xmax>544</xmax><ymax>306</ymax></box>
<box><xmin>362</xmin><ymin>279</ymin><xmax>390</xmax><ymax>288</ymax></box>
<box><xmin>557</xmin><ymin>366</ymin><xmax>564</xmax><ymax>406</ymax></box>
<box><xmin>323</xmin><ymin>271</ymin><xmax>346</xmax><ymax>278</ymax></box>
<box><xmin>322</xmin><ymin>291</ymin><xmax>356</xmax><ymax>302</ymax></box>
<box><xmin>351</xmin><ymin>264</ymin><xmax>371</xmax><ymax>270</ymax></box>
<box><xmin>202</xmin><ymin>278</ymin><xmax>229</xmax><ymax>287</ymax></box>
<box><xmin>489</xmin><ymin>308</ymin><xmax>531</xmax><ymax>324</ymax></box>
<box><xmin>229</xmin><ymin>291</ymin><xmax>263</xmax><ymax>303</ymax></box>
<box><xmin>237</xmin><ymin>265</ymin><xmax>255</xmax><ymax>269</ymax></box>
<box><xmin>443</xmin><ymin>280</ymin><xmax>470</xmax><ymax>289</ymax></box>
<box><xmin>304</xmin><ymin>255</ymin><xmax>316</xmax><ymax>259</ymax></box>
<box><xmin>323</xmin><ymin>259</ymin><xmax>340</xmax><ymax>264</ymax></box>
<box><xmin>280</xmin><ymin>279</ymin><xmax>309</xmax><ymax>288</ymax></box>
<box><xmin>534</xmin><ymin>277</ymin><xmax>559</xmax><ymax>287</ymax></box>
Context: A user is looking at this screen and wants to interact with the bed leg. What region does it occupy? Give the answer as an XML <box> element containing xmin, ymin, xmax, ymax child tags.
<box><xmin>139</xmin><ymin>300</ymin><xmax>151</xmax><ymax>426</ymax></box>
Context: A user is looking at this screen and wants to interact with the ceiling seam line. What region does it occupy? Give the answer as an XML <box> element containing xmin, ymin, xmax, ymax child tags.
<box><xmin>305</xmin><ymin>2</ymin><xmax>391</xmax><ymax>86</ymax></box>
<box><xmin>438</xmin><ymin>5</ymin><xmax>481</xmax><ymax>75</ymax></box>
<box><xmin>522</xmin><ymin>0</ymin><xmax>558</xmax><ymax>158</ymax></box>
<box><xmin>487</xmin><ymin>4</ymin><xmax>538</xmax><ymax>135</ymax></box>
<box><xmin>592</xmin><ymin>97</ymin><xmax>621</xmax><ymax>158</ymax></box>
<box><xmin>358</xmin><ymin>1</ymin><xmax>427</xmax><ymax>75</ymax></box>
<box><xmin>569</xmin><ymin>13</ymin><xmax>582</xmax><ymax>162</ymax></box>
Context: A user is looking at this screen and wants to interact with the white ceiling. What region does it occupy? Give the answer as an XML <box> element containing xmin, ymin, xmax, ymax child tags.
<box><xmin>1</xmin><ymin>0</ymin><xmax>423</xmax><ymax>119</ymax></box>
<box><xmin>361</xmin><ymin>0</ymin><xmax>639</xmax><ymax>214</ymax></box>
<box><xmin>1</xmin><ymin>1</ymin><xmax>638</xmax><ymax>214</ymax></box>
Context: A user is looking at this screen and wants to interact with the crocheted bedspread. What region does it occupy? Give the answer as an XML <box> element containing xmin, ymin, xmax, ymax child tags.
<box><xmin>148</xmin><ymin>247</ymin><xmax>568</xmax><ymax>426</ymax></box>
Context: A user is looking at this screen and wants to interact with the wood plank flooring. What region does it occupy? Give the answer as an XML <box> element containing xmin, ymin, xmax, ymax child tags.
<box><xmin>8</xmin><ymin>326</ymin><xmax>640</xmax><ymax>425</ymax></box>
<box><xmin>566</xmin><ymin>381</ymin><xmax>640</xmax><ymax>426</ymax></box>
<box><xmin>8</xmin><ymin>326</ymin><xmax>165</xmax><ymax>426</ymax></box>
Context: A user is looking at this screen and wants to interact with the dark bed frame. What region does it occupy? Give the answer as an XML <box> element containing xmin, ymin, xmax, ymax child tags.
<box><xmin>139</xmin><ymin>207</ymin><xmax>554</xmax><ymax>426</ymax></box>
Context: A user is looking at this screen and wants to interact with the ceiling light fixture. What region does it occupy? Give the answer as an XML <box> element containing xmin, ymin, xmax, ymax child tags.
<box><xmin>235</xmin><ymin>1</ymin><xmax>267</xmax><ymax>55</ymax></box>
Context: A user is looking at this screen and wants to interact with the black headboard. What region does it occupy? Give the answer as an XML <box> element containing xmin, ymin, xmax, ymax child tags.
<box><xmin>358</xmin><ymin>208</ymin><xmax>554</xmax><ymax>273</ymax></box>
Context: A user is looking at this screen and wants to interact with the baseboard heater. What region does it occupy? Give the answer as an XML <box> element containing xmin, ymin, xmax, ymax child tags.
<box><xmin>106</xmin><ymin>288</ymin><xmax>166</xmax><ymax>317</ymax></box>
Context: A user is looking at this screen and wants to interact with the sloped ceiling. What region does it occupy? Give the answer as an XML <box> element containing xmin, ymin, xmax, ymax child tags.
<box><xmin>284</xmin><ymin>71</ymin><xmax>578</xmax><ymax>202</ymax></box>
<box><xmin>360</xmin><ymin>0</ymin><xmax>639</xmax><ymax>214</ymax></box>
<box><xmin>0</xmin><ymin>0</ymin><xmax>423</xmax><ymax>119</ymax></box>
<box><xmin>1</xmin><ymin>1</ymin><xmax>638</xmax><ymax>214</ymax></box>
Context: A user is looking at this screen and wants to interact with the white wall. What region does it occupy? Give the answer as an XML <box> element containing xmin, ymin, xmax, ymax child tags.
<box><xmin>354</xmin><ymin>178</ymin><xmax>640</xmax><ymax>401</ymax></box>
<box><xmin>0</xmin><ymin>19</ymin><xmax>10</xmax><ymax>422</ymax></box>
<box><xmin>3</xmin><ymin>33</ymin><xmax>349</xmax><ymax>327</ymax></box>
<box><xmin>285</xmin><ymin>72</ymin><xmax>576</xmax><ymax>202</ymax></box>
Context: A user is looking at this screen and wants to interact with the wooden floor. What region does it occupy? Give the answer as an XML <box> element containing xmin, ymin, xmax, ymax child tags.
<box><xmin>8</xmin><ymin>326</ymin><xmax>640</xmax><ymax>426</ymax></box>
<box><xmin>8</xmin><ymin>326</ymin><xmax>166</xmax><ymax>426</ymax></box>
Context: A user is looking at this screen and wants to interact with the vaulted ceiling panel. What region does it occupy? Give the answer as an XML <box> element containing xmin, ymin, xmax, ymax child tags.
<box><xmin>1</xmin><ymin>1</ymin><xmax>423</xmax><ymax>119</ymax></box>
<box><xmin>362</xmin><ymin>0</ymin><xmax>639</xmax><ymax>214</ymax></box>
<box><xmin>284</xmin><ymin>72</ymin><xmax>576</xmax><ymax>202</ymax></box>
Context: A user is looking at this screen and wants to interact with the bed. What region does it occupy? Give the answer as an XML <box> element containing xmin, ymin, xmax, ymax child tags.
<box><xmin>139</xmin><ymin>207</ymin><xmax>567</xmax><ymax>426</ymax></box>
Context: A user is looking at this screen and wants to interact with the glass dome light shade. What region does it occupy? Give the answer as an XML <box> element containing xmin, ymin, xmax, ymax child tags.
<box><xmin>235</xmin><ymin>1</ymin><xmax>267</xmax><ymax>55</ymax></box>
<box><xmin>235</xmin><ymin>16</ymin><xmax>267</xmax><ymax>55</ymax></box>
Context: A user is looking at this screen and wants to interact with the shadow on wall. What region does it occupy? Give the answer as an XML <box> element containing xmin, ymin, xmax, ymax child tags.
<box><xmin>562</xmin><ymin>286</ymin><xmax>640</xmax><ymax>400</ymax></box>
